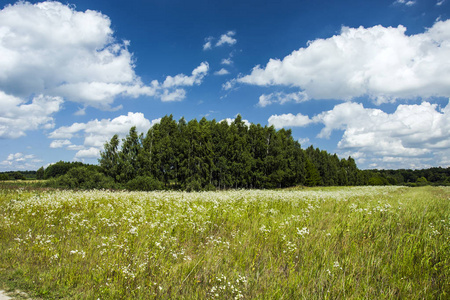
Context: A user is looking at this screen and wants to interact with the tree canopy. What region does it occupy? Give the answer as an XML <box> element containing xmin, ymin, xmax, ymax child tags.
<box><xmin>98</xmin><ymin>115</ymin><xmax>363</xmax><ymax>190</ymax></box>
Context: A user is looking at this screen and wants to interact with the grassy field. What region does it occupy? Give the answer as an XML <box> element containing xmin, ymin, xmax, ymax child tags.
<box><xmin>0</xmin><ymin>186</ymin><xmax>449</xmax><ymax>299</ymax></box>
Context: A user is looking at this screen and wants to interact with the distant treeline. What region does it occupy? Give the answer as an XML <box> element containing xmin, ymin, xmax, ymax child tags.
<box><xmin>1</xmin><ymin>115</ymin><xmax>449</xmax><ymax>190</ymax></box>
<box><xmin>364</xmin><ymin>167</ymin><xmax>450</xmax><ymax>186</ymax></box>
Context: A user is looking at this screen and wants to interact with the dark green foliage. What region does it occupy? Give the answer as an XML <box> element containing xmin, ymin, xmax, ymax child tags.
<box><xmin>44</xmin><ymin>161</ymin><xmax>85</xmax><ymax>179</ymax></box>
<box><xmin>363</xmin><ymin>167</ymin><xmax>450</xmax><ymax>186</ymax></box>
<box><xmin>305</xmin><ymin>158</ymin><xmax>321</xmax><ymax>187</ymax></box>
<box><xmin>0</xmin><ymin>171</ymin><xmax>38</xmax><ymax>181</ymax></box>
<box><xmin>126</xmin><ymin>176</ymin><xmax>163</xmax><ymax>191</ymax></box>
<box><xmin>368</xmin><ymin>176</ymin><xmax>389</xmax><ymax>186</ymax></box>
<box><xmin>98</xmin><ymin>115</ymin><xmax>368</xmax><ymax>190</ymax></box>
<box><xmin>10</xmin><ymin>171</ymin><xmax>26</xmax><ymax>180</ymax></box>
<box><xmin>99</xmin><ymin>134</ymin><xmax>120</xmax><ymax>181</ymax></box>
<box><xmin>46</xmin><ymin>166</ymin><xmax>115</xmax><ymax>189</ymax></box>
<box><xmin>36</xmin><ymin>166</ymin><xmax>44</xmax><ymax>180</ymax></box>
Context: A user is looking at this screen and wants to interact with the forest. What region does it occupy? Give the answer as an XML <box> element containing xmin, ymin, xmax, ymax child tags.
<box><xmin>96</xmin><ymin>115</ymin><xmax>363</xmax><ymax>190</ymax></box>
<box><xmin>1</xmin><ymin>115</ymin><xmax>449</xmax><ymax>190</ymax></box>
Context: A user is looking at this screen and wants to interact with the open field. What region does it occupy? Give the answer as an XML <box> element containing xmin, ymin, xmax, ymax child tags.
<box><xmin>0</xmin><ymin>186</ymin><xmax>449</xmax><ymax>299</ymax></box>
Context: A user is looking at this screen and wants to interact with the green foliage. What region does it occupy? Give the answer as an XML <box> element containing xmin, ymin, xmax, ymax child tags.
<box><xmin>305</xmin><ymin>158</ymin><xmax>321</xmax><ymax>187</ymax></box>
<box><xmin>125</xmin><ymin>176</ymin><xmax>163</xmax><ymax>191</ymax></box>
<box><xmin>99</xmin><ymin>115</ymin><xmax>363</xmax><ymax>190</ymax></box>
<box><xmin>416</xmin><ymin>176</ymin><xmax>429</xmax><ymax>186</ymax></box>
<box><xmin>46</xmin><ymin>166</ymin><xmax>116</xmax><ymax>189</ymax></box>
<box><xmin>43</xmin><ymin>161</ymin><xmax>85</xmax><ymax>179</ymax></box>
<box><xmin>363</xmin><ymin>167</ymin><xmax>450</xmax><ymax>186</ymax></box>
<box><xmin>99</xmin><ymin>134</ymin><xmax>120</xmax><ymax>180</ymax></box>
<box><xmin>11</xmin><ymin>171</ymin><xmax>26</xmax><ymax>180</ymax></box>
<box><xmin>368</xmin><ymin>176</ymin><xmax>390</xmax><ymax>186</ymax></box>
<box><xmin>36</xmin><ymin>167</ymin><xmax>44</xmax><ymax>180</ymax></box>
<box><xmin>1</xmin><ymin>186</ymin><xmax>449</xmax><ymax>299</ymax></box>
<box><xmin>0</xmin><ymin>173</ymin><xmax>9</xmax><ymax>181</ymax></box>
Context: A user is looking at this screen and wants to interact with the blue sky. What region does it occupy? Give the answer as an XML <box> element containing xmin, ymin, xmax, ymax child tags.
<box><xmin>1</xmin><ymin>0</ymin><xmax>449</xmax><ymax>171</ymax></box>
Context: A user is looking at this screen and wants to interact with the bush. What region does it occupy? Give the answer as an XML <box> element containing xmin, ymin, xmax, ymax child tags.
<box><xmin>47</xmin><ymin>167</ymin><xmax>116</xmax><ymax>189</ymax></box>
<box><xmin>126</xmin><ymin>176</ymin><xmax>163</xmax><ymax>191</ymax></box>
<box><xmin>368</xmin><ymin>176</ymin><xmax>389</xmax><ymax>186</ymax></box>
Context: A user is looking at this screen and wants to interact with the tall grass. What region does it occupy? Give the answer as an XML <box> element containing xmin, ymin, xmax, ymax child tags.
<box><xmin>0</xmin><ymin>186</ymin><xmax>449</xmax><ymax>299</ymax></box>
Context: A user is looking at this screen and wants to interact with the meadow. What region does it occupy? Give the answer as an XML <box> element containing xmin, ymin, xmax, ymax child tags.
<box><xmin>0</xmin><ymin>186</ymin><xmax>449</xmax><ymax>299</ymax></box>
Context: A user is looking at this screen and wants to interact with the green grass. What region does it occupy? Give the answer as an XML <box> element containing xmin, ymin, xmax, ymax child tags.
<box><xmin>0</xmin><ymin>186</ymin><xmax>449</xmax><ymax>299</ymax></box>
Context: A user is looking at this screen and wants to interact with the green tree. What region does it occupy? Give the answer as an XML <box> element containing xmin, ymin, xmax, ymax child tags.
<box><xmin>36</xmin><ymin>167</ymin><xmax>45</xmax><ymax>180</ymax></box>
<box><xmin>305</xmin><ymin>158</ymin><xmax>321</xmax><ymax>187</ymax></box>
<box><xmin>99</xmin><ymin>134</ymin><xmax>120</xmax><ymax>180</ymax></box>
<box><xmin>117</xmin><ymin>127</ymin><xmax>142</xmax><ymax>183</ymax></box>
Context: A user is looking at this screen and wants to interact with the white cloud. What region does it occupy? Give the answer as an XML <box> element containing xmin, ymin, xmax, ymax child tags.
<box><xmin>203</xmin><ymin>31</ymin><xmax>237</xmax><ymax>50</ymax></box>
<box><xmin>221</xmin><ymin>58</ymin><xmax>233</xmax><ymax>65</ymax></box>
<box><xmin>222</xmin><ymin>79</ymin><xmax>237</xmax><ymax>91</ymax></box>
<box><xmin>50</xmin><ymin>139</ymin><xmax>72</xmax><ymax>148</ymax></box>
<box><xmin>258</xmin><ymin>91</ymin><xmax>309</xmax><ymax>107</ymax></box>
<box><xmin>268</xmin><ymin>113</ymin><xmax>313</xmax><ymax>129</ymax></box>
<box><xmin>162</xmin><ymin>62</ymin><xmax>209</xmax><ymax>88</ymax></box>
<box><xmin>237</xmin><ymin>20</ymin><xmax>450</xmax><ymax>103</ymax></box>
<box><xmin>160</xmin><ymin>89</ymin><xmax>186</xmax><ymax>102</ymax></box>
<box><xmin>269</xmin><ymin>100</ymin><xmax>450</xmax><ymax>168</ymax></box>
<box><xmin>216</xmin><ymin>31</ymin><xmax>237</xmax><ymax>47</ymax></box>
<box><xmin>0</xmin><ymin>1</ymin><xmax>156</xmax><ymax>109</ymax></box>
<box><xmin>154</xmin><ymin>62</ymin><xmax>209</xmax><ymax>101</ymax></box>
<box><xmin>394</xmin><ymin>0</ymin><xmax>416</xmax><ymax>6</ymax></box>
<box><xmin>203</xmin><ymin>37</ymin><xmax>213</xmax><ymax>50</ymax></box>
<box><xmin>0</xmin><ymin>152</ymin><xmax>42</xmax><ymax>170</ymax></box>
<box><xmin>437</xmin><ymin>0</ymin><xmax>446</xmax><ymax>6</ymax></box>
<box><xmin>221</xmin><ymin>117</ymin><xmax>251</xmax><ymax>127</ymax></box>
<box><xmin>0</xmin><ymin>92</ymin><xmax>62</xmax><ymax>139</ymax></box>
<box><xmin>0</xmin><ymin>1</ymin><xmax>209</xmax><ymax>116</ymax></box>
<box><xmin>298</xmin><ymin>137</ymin><xmax>311</xmax><ymax>147</ymax></box>
<box><xmin>49</xmin><ymin>112</ymin><xmax>157</xmax><ymax>160</ymax></box>
<box><xmin>75</xmin><ymin>147</ymin><xmax>100</xmax><ymax>159</ymax></box>
<box><xmin>214</xmin><ymin>68</ymin><xmax>230</xmax><ymax>76</ymax></box>
<box><xmin>48</xmin><ymin>122</ymin><xmax>87</xmax><ymax>139</ymax></box>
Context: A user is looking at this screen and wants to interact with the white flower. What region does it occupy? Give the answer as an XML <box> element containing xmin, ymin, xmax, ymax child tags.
<box><xmin>297</xmin><ymin>227</ymin><xmax>309</xmax><ymax>236</ymax></box>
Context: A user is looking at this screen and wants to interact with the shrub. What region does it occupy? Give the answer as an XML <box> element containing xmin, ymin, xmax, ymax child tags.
<box><xmin>126</xmin><ymin>176</ymin><xmax>163</xmax><ymax>191</ymax></box>
<box><xmin>47</xmin><ymin>167</ymin><xmax>116</xmax><ymax>189</ymax></box>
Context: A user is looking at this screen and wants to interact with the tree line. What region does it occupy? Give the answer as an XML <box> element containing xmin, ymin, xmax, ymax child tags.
<box><xmin>1</xmin><ymin>115</ymin><xmax>448</xmax><ymax>190</ymax></box>
<box><xmin>97</xmin><ymin>115</ymin><xmax>363</xmax><ymax>190</ymax></box>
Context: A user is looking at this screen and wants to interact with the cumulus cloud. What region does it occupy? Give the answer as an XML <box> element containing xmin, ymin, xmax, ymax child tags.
<box><xmin>203</xmin><ymin>31</ymin><xmax>237</xmax><ymax>50</ymax></box>
<box><xmin>0</xmin><ymin>91</ymin><xmax>62</xmax><ymax>138</ymax></box>
<box><xmin>221</xmin><ymin>117</ymin><xmax>251</xmax><ymax>127</ymax></box>
<box><xmin>268</xmin><ymin>113</ymin><xmax>313</xmax><ymax>129</ymax></box>
<box><xmin>258</xmin><ymin>91</ymin><xmax>309</xmax><ymax>107</ymax></box>
<box><xmin>162</xmin><ymin>62</ymin><xmax>209</xmax><ymax>89</ymax></box>
<box><xmin>203</xmin><ymin>37</ymin><xmax>213</xmax><ymax>50</ymax></box>
<box><xmin>221</xmin><ymin>58</ymin><xmax>233</xmax><ymax>65</ymax></box>
<box><xmin>269</xmin><ymin>101</ymin><xmax>450</xmax><ymax>168</ymax></box>
<box><xmin>0</xmin><ymin>152</ymin><xmax>42</xmax><ymax>170</ymax></box>
<box><xmin>216</xmin><ymin>31</ymin><xmax>237</xmax><ymax>47</ymax></box>
<box><xmin>75</xmin><ymin>147</ymin><xmax>100</xmax><ymax>159</ymax></box>
<box><xmin>236</xmin><ymin>20</ymin><xmax>450</xmax><ymax>104</ymax></box>
<box><xmin>49</xmin><ymin>139</ymin><xmax>72</xmax><ymax>148</ymax></box>
<box><xmin>49</xmin><ymin>112</ymin><xmax>158</xmax><ymax>159</ymax></box>
<box><xmin>214</xmin><ymin>68</ymin><xmax>230</xmax><ymax>76</ymax></box>
<box><xmin>0</xmin><ymin>0</ymin><xmax>209</xmax><ymax>118</ymax></box>
<box><xmin>159</xmin><ymin>89</ymin><xmax>186</xmax><ymax>102</ymax></box>
<box><xmin>0</xmin><ymin>1</ymin><xmax>155</xmax><ymax>109</ymax></box>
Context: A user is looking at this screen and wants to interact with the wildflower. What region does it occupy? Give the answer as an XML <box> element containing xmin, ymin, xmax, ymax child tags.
<box><xmin>297</xmin><ymin>227</ymin><xmax>309</xmax><ymax>237</ymax></box>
